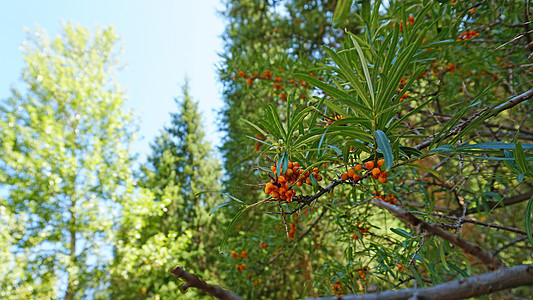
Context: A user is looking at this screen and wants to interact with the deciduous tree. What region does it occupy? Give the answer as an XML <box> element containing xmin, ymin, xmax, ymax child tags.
<box><xmin>0</xmin><ymin>23</ymin><xmax>136</xmax><ymax>299</ymax></box>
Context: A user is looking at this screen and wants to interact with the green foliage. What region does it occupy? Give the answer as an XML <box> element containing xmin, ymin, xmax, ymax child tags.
<box><xmin>109</xmin><ymin>81</ymin><xmax>224</xmax><ymax>299</ymax></box>
<box><xmin>0</xmin><ymin>23</ymin><xmax>136</xmax><ymax>299</ymax></box>
<box><xmin>215</xmin><ymin>0</ymin><xmax>533</xmax><ymax>298</ymax></box>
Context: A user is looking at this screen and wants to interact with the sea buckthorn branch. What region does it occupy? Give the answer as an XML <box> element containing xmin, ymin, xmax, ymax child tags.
<box><xmin>170</xmin><ymin>266</ymin><xmax>243</xmax><ymax>300</ymax></box>
<box><xmin>256</xmin><ymin>208</ymin><xmax>327</xmax><ymax>277</ymax></box>
<box><xmin>371</xmin><ymin>198</ymin><xmax>505</xmax><ymax>269</ymax></box>
<box><xmin>427</xmin><ymin>212</ymin><xmax>528</xmax><ymax>235</ymax></box>
<box><xmin>265</xmin><ymin>156</ymin><xmax>422</xmax><ymax>215</ymax></box>
<box><xmin>414</xmin><ymin>87</ymin><xmax>533</xmax><ymax>150</ymax></box>
<box><xmin>450</xmin><ymin>189</ymin><xmax>533</xmax><ymax>216</ymax></box>
<box><xmin>302</xmin><ymin>264</ymin><xmax>533</xmax><ymax>300</ymax></box>
<box><xmin>492</xmin><ymin>236</ymin><xmax>529</xmax><ymax>256</ymax></box>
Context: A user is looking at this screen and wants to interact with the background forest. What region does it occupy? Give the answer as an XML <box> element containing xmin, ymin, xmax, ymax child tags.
<box><xmin>1</xmin><ymin>0</ymin><xmax>532</xmax><ymax>299</ymax></box>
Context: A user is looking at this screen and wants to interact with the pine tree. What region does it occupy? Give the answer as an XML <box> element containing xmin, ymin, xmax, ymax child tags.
<box><xmin>0</xmin><ymin>24</ymin><xmax>136</xmax><ymax>299</ymax></box>
<box><xmin>110</xmin><ymin>80</ymin><xmax>223</xmax><ymax>299</ymax></box>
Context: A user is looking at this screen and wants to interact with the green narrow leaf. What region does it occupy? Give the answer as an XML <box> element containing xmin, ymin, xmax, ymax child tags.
<box><xmin>220</xmin><ymin>208</ymin><xmax>246</xmax><ymax>252</ymax></box>
<box><xmin>439</xmin><ymin>241</ymin><xmax>450</xmax><ymax>271</ymax></box>
<box><xmin>349</xmin><ymin>33</ymin><xmax>375</xmax><ymax>106</ymax></box>
<box><xmin>514</xmin><ymin>143</ymin><xmax>529</xmax><ymax>174</ymax></box>
<box><xmin>526</xmin><ymin>193</ymin><xmax>533</xmax><ymax>246</ymax></box>
<box><xmin>282</xmin><ymin>152</ymin><xmax>289</xmax><ymax>175</ymax></box>
<box><xmin>296</xmin><ymin>74</ymin><xmax>352</xmax><ymax>99</ymax></box>
<box><xmin>322</xmin><ymin>46</ymin><xmax>372</xmax><ymax>108</ymax></box>
<box><xmin>375</xmin><ymin>130</ymin><xmax>394</xmax><ymax>170</ymax></box>
<box><xmin>277</xmin><ymin>153</ymin><xmax>284</xmax><ymax>177</ymax></box>
<box><xmin>209</xmin><ymin>200</ymin><xmax>231</xmax><ymax>216</ymax></box>
<box><xmin>504</xmin><ymin>149</ymin><xmax>520</xmax><ymax>172</ymax></box>
<box><xmin>332</xmin><ymin>0</ymin><xmax>352</xmax><ymax>26</ymax></box>
<box><xmin>391</xmin><ymin>228</ymin><xmax>411</xmax><ymax>238</ymax></box>
<box><xmin>457</xmin><ymin>142</ymin><xmax>533</xmax><ymax>150</ymax></box>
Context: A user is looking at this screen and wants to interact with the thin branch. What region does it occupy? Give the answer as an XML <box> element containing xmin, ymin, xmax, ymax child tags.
<box><xmin>371</xmin><ymin>199</ymin><xmax>504</xmax><ymax>269</ymax></box>
<box><xmin>415</xmin><ymin>88</ymin><xmax>533</xmax><ymax>150</ymax></box>
<box><xmin>493</xmin><ymin>236</ymin><xmax>529</xmax><ymax>256</ymax></box>
<box><xmin>450</xmin><ymin>190</ymin><xmax>533</xmax><ymax>216</ymax></box>
<box><xmin>303</xmin><ymin>264</ymin><xmax>533</xmax><ymax>300</ymax></box>
<box><xmin>429</xmin><ymin>213</ymin><xmax>528</xmax><ymax>235</ymax></box>
<box><xmin>169</xmin><ymin>266</ymin><xmax>243</xmax><ymax>300</ymax></box>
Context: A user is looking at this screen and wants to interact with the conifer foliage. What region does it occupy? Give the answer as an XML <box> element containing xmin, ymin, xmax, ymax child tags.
<box><xmin>109</xmin><ymin>80</ymin><xmax>223</xmax><ymax>299</ymax></box>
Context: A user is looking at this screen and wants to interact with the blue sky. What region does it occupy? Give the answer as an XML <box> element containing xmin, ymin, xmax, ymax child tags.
<box><xmin>0</xmin><ymin>0</ymin><xmax>226</xmax><ymax>160</ymax></box>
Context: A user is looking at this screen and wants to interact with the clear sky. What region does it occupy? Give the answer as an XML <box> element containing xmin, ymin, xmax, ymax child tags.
<box><xmin>0</xmin><ymin>0</ymin><xmax>226</xmax><ymax>161</ymax></box>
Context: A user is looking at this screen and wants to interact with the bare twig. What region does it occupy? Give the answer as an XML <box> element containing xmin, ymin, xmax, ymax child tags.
<box><xmin>429</xmin><ymin>213</ymin><xmax>528</xmax><ymax>235</ymax></box>
<box><xmin>450</xmin><ymin>190</ymin><xmax>533</xmax><ymax>216</ymax></box>
<box><xmin>371</xmin><ymin>199</ymin><xmax>504</xmax><ymax>269</ymax></box>
<box><xmin>303</xmin><ymin>264</ymin><xmax>533</xmax><ymax>300</ymax></box>
<box><xmin>170</xmin><ymin>266</ymin><xmax>243</xmax><ymax>300</ymax></box>
<box><xmin>415</xmin><ymin>88</ymin><xmax>533</xmax><ymax>150</ymax></box>
<box><xmin>493</xmin><ymin>236</ymin><xmax>529</xmax><ymax>256</ymax></box>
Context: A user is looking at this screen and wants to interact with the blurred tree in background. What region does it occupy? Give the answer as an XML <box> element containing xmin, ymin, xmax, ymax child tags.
<box><xmin>108</xmin><ymin>80</ymin><xmax>223</xmax><ymax>299</ymax></box>
<box><xmin>0</xmin><ymin>24</ymin><xmax>136</xmax><ymax>299</ymax></box>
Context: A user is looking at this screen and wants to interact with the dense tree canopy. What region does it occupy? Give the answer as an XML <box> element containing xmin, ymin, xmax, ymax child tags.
<box><xmin>0</xmin><ymin>24</ymin><xmax>136</xmax><ymax>299</ymax></box>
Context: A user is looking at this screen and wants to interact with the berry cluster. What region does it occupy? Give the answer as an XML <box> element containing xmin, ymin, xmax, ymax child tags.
<box><xmin>353</xmin><ymin>222</ymin><xmax>371</xmax><ymax>240</ymax></box>
<box><xmin>234</xmin><ymin>69</ymin><xmax>316</xmax><ymax>103</ymax></box>
<box><xmin>252</xmin><ymin>278</ymin><xmax>262</xmax><ymax>286</ymax></box>
<box><xmin>258</xmin><ymin>241</ymin><xmax>267</xmax><ymax>249</ymax></box>
<box><xmin>340</xmin><ymin>159</ymin><xmax>387</xmax><ymax>183</ymax></box>
<box><xmin>265</xmin><ymin>161</ymin><xmax>323</xmax><ymax>202</ymax></box>
<box><xmin>358</xmin><ymin>269</ymin><xmax>368</xmax><ymax>281</ymax></box>
<box><xmin>324</xmin><ymin>115</ymin><xmax>344</xmax><ymax>127</ymax></box>
<box><xmin>392</xmin><ymin>16</ymin><xmax>415</xmax><ymax>31</ymax></box>
<box><xmin>235</xmin><ymin>264</ymin><xmax>246</xmax><ymax>271</ymax></box>
<box><xmin>457</xmin><ymin>30</ymin><xmax>479</xmax><ymax>41</ymax></box>
<box><xmin>330</xmin><ymin>281</ymin><xmax>345</xmax><ymax>296</ymax></box>
<box><xmin>231</xmin><ymin>250</ymin><xmax>248</xmax><ymax>259</ymax></box>
<box><xmin>374</xmin><ymin>192</ymin><xmax>398</xmax><ymax>205</ymax></box>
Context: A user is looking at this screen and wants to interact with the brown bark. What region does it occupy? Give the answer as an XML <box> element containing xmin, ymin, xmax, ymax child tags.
<box><xmin>170</xmin><ymin>266</ymin><xmax>243</xmax><ymax>300</ymax></box>
<box><xmin>371</xmin><ymin>199</ymin><xmax>504</xmax><ymax>269</ymax></box>
<box><xmin>303</xmin><ymin>264</ymin><xmax>533</xmax><ymax>300</ymax></box>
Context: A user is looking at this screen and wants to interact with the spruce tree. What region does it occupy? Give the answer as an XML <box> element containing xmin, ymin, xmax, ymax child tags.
<box><xmin>110</xmin><ymin>80</ymin><xmax>223</xmax><ymax>299</ymax></box>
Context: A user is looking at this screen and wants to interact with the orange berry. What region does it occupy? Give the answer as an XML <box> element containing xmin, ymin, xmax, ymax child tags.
<box><xmin>347</xmin><ymin>168</ymin><xmax>355</xmax><ymax>177</ymax></box>
<box><xmin>297</xmin><ymin>181</ymin><xmax>303</xmax><ymax>186</ymax></box>
<box><xmin>372</xmin><ymin>168</ymin><xmax>381</xmax><ymax>177</ymax></box>
<box><xmin>365</xmin><ymin>161</ymin><xmax>375</xmax><ymax>169</ymax></box>
<box><xmin>377</xmin><ymin>158</ymin><xmax>385</xmax><ymax>168</ymax></box>
<box><xmin>470</xmin><ymin>8</ymin><xmax>476</xmax><ymax>14</ymax></box>
<box><xmin>354</xmin><ymin>164</ymin><xmax>363</xmax><ymax>171</ymax></box>
<box><xmin>278</xmin><ymin>175</ymin><xmax>286</xmax><ymax>184</ymax></box>
<box><xmin>378</xmin><ymin>176</ymin><xmax>387</xmax><ymax>183</ymax></box>
<box><xmin>397</xmin><ymin>264</ymin><xmax>403</xmax><ymax>271</ymax></box>
<box><xmin>341</xmin><ymin>173</ymin><xmax>349</xmax><ymax>180</ymax></box>
<box><xmin>272</xmin><ymin>191</ymin><xmax>280</xmax><ymax>198</ymax></box>
<box><xmin>241</xmin><ymin>251</ymin><xmax>248</xmax><ymax>259</ymax></box>
<box><xmin>315</xmin><ymin>174</ymin><xmax>323</xmax><ymax>181</ymax></box>
<box><xmin>265</xmin><ymin>184</ymin><xmax>273</xmax><ymax>194</ymax></box>
<box><xmin>352</xmin><ymin>175</ymin><xmax>360</xmax><ymax>181</ymax></box>
<box><xmin>271</xmin><ymin>165</ymin><xmax>276</xmax><ymax>172</ymax></box>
